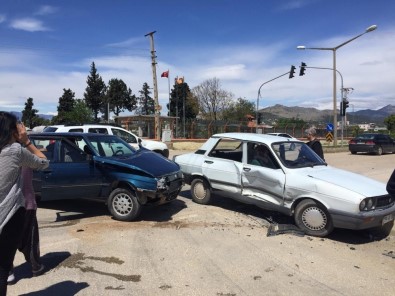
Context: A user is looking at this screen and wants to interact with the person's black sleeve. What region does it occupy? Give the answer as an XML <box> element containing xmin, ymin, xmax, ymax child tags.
<box><xmin>312</xmin><ymin>141</ymin><xmax>324</xmax><ymax>160</ymax></box>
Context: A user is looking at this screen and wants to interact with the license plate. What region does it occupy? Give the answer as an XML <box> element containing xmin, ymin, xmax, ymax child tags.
<box><xmin>382</xmin><ymin>214</ymin><xmax>394</xmax><ymax>225</ymax></box>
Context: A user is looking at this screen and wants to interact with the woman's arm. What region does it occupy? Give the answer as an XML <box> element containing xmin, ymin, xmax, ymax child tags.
<box><xmin>17</xmin><ymin>123</ymin><xmax>46</xmax><ymax>159</ymax></box>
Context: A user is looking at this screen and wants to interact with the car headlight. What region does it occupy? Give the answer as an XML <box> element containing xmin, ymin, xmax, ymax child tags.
<box><xmin>359</xmin><ymin>197</ymin><xmax>376</xmax><ymax>211</ymax></box>
<box><xmin>157</xmin><ymin>177</ymin><xmax>167</xmax><ymax>190</ymax></box>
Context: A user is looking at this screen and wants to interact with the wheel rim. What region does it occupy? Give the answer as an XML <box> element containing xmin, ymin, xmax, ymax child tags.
<box><xmin>193</xmin><ymin>181</ymin><xmax>207</xmax><ymax>200</ymax></box>
<box><xmin>301</xmin><ymin>207</ymin><xmax>327</xmax><ymax>231</ymax></box>
<box><xmin>378</xmin><ymin>147</ymin><xmax>383</xmax><ymax>155</ymax></box>
<box><xmin>112</xmin><ymin>193</ymin><xmax>133</xmax><ymax>216</ymax></box>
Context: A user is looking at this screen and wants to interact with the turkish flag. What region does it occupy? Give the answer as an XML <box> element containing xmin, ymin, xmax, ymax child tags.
<box><xmin>161</xmin><ymin>70</ymin><xmax>169</xmax><ymax>78</ymax></box>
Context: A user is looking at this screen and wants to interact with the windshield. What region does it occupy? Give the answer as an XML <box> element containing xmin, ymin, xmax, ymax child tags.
<box><xmin>272</xmin><ymin>142</ymin><xmax>326</xmax><ymax>168</ymax></box>
<box><xmin>43</xmin><ymin>126</ymin><xmax>58</xmax><ymax>132</ymax></box>
<box><xmin>87</xmin><ymin>134</ymin><xmax>136</xmax><ymax>157</ymax></box>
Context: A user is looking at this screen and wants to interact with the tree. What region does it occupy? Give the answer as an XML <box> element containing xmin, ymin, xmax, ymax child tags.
<box><xmin>54</xmin><ymin>88</ymin><xmax>76</xmax><ymax>124</ymax></box>
<box><xmin>21</xmin><ymin>97</ymin><xmax>39</xmax><ymax>128</ymax></box>
<box><xmin>53</xmin><ymin>99</ymin><xmax>94</xmax><ymax>124</ymax></box>
<box><xmin>275</xmin><ymin>117</ymin><xmax>306</xmax><ymax>128</ymax></box>
<box><xmin>136</xmin><ymin>82</ymin><xmax>155</xmax><ymax>115</ymax></box>
<box><xmin>84</xmin><ymin>62</ymin><xmax>106</xmax><ymax>122</ymax></box>
<box><xmin>222</xmin><ymin>97</ymin><xmax>255</xmax><ymax>121</ymax></box>
<box><xmin>384</xmin><ymin>114</ymin><xmax>395</xmax><ymax>133</ymax></box>
<box><xmin>168</xmin><ymin>78</ymin><xmax>199</xmax><ymax>120</ymax></box>
<box><xmin>105</xmin><ymin>78</ymin><xmax>137</xmax><ymax>117</ymax></box>
<box><xmin>192</xmin><ymin>78</ymin><xmax>234</xmax><ymax>121</ymax></box>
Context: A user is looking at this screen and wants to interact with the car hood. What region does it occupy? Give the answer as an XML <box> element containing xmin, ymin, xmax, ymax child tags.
<box><xmin>302</xmin><ymin>166</ymin><xmax>386</xmax><ymax>196</ymax></box>
<box><xmin>95</xmin><ymin>149</ymin><xmax>179</xmax><ymax>177</ymax></box>
<box><xmin>141</xmin><ymin>139</ymin><xmax>167</xmax><ymax>149</ymax></box>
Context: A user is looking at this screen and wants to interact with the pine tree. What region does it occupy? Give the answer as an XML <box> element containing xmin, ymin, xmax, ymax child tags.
<box><xmin>84</xmin><ymin>62</ymin><xmax>106</xmax><ymax>122</ymax></box>
<box><xmin>21</xmin><ymin>97</ymin><xmax>39</xmax><ymax>129</ymax></box>
<box><xmin>137</xmin><ymin>82</ymin><xmax>155</xmax><ymax>115</ymax></box>
<box><xmin>56</xmin><ymin>88</ymin><xmax>76</xmax><ymax>124</ymax></box>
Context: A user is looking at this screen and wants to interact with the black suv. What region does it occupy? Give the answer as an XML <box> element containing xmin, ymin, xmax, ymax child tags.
<box><xmin>29</xmin><ymin>132</ymin><xmax>183</xmax><ymax>221</ymax></box>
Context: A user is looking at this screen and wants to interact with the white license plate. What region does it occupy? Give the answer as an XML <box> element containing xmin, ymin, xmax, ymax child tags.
<box><xmin>382</xmin><ymin>214</ymin><xmax>394</xmax><ymax>225</ymax></box>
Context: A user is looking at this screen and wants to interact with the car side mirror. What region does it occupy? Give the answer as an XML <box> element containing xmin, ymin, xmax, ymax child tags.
<box><xmin>138</xmin><ymin>138</ymin><xmax>142</xmax><ymax>147</ymax></box>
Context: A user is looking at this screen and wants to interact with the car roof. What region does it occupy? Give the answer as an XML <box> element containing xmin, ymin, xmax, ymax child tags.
<box><xmin>30</xmin><ymin>132</ymin><xmax>115</xmax><ymax>137</ymax></box>
<box><xmin>212</xmin><ymin>132</ymin><xmax>298</xmax><ymax>144</ymax></box>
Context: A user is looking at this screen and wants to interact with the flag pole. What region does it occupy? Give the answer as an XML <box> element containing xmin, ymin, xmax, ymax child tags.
<box><xmin>167</xmin><ymin>69</ymin><xmax>170</xmax><ymax>117</ymax></box>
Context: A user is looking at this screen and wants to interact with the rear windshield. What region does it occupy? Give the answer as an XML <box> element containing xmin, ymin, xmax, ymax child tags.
<box><xmin>356</xmin><ymin>134</ymin><xmax>375</xmax><ymax>140</ymax></box>
<box><xmin>43</xmin><ymin>127</ymin><xmax>58</xmax><ymax>132</ymax></box>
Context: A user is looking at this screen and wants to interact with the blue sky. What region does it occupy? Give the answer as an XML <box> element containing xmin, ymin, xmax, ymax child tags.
<box><xmin>0</xmin><ymin>0</ymin><xmax>394</xmax><ymax>117</ymax></box>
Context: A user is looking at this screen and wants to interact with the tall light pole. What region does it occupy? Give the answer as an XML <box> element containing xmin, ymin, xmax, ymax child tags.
<box><xmin>145</xmin><ymin>31</ymin><xmax>161</xmax><ymax>140</ymax></box>
<box><xmin>297</xmin><ymin>25</ymin><xmax>377</xmax><ymax>146</ymax></box>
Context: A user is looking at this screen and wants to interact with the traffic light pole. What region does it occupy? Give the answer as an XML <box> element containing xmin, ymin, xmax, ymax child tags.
<box><xmin>256</xmin><ymin>68</ymin><xmax>294</xmax><ymax>132</ymax></box>
<box><xmin>303</xmin><ymin>66</ymin><xmax>345</xmax><ymax>145</ymax></box>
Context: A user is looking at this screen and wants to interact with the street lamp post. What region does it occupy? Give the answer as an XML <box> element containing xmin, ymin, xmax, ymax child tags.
<box><xmin>297</xmin><ymin>25</ymin><xmax>377</xmax><ymax>146</ymax></box>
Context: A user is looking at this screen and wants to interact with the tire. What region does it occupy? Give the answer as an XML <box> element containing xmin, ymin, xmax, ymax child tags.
<box><xmin>376</xmin><ymin>146</ymin><xmax>383</xmax><ymax>155</ymax></box>
<box><xmin>108</xmin><ymin>188</ymin><xmax>141</xmax><ymax>221</ymax></box>
<box><xmin>351</xmin><ymin>151</ymin><xmax>357</xmax><ymax>155</ymax></box>
<box><xmin>294</xmin><ymin>199</ymin><xmax>333</xmax><ymax>237</ymax></box>
<box><xmin>191</xmin><ymin>178</ymin><xmax>211</xmax><ymax>205</ymax></box>
<box><xmin>369</xmin><ymin>221</ymin><xmax>394</xmax><ymax>238</ymax></box>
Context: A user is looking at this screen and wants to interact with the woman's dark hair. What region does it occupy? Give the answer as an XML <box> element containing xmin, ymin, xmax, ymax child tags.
<box><xmin>0</xmin><ymin>111</ymin><xmax>18</xmax><ymax>152</ymax></box>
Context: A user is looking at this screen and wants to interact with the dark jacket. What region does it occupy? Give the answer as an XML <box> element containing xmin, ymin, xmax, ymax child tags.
<box><xmin>307</xmin><ymin>139</ymin><xmax>324</xmax><ymax>160</ymax></box>
<box><xmin>387</xmin><ymin>169</ymin><xmax>395</xmax><ymax>196</ymax></box>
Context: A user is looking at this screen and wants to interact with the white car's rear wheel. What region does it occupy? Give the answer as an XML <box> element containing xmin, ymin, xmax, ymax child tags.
<box><xmin>191</xmin><ymin>178</ymin><xmax>211</xmax><ymax>205</ymax></box>
<box><xmin>295</xmin><ymin>199</ymin><xmax>333</xmax><ymax>237</ymax></box>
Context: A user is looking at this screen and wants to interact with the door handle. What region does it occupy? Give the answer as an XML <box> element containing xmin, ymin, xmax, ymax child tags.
<box><xmin>243</xmin><ymin>167</ymin><xmax>251</xmax><ymax>172</ymax></box>
<box><xmin>204</xmin><ymin>160</ymin><xmax>214</xmax><ymax>164</ymax></box>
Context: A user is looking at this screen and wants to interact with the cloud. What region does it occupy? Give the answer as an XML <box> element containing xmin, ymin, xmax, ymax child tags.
<box><xmin>35</xmin><ymin>5</ymin><xmax>58</xmax><ymax>15</ymax></box>
<box><xmin>10</xmin><ymin>18</ymin><xmax>49</xmax><ymax>32</ymax></box>
<box><xmin>0</xmin><ymin>14</ymin><xmax>6</xmax><ymax>23</ymax></box>
<box><xmin>277</xmin><ymin>0</ymin><xmax>319</xmax><ymax>10</ymax></box>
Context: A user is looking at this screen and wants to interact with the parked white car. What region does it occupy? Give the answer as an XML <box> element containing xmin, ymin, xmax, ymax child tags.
<box><xmin>173</xmin><ymin>132</ymin><xmax>395</xmax><ymax>237</ymax></box>
<box><xmin>43</xmin><ymin>124</ymin><xmax>169</xmax><ymax>157</ymax></box>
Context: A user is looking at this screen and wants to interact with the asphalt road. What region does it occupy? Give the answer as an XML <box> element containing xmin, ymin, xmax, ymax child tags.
<box><xmin>8</xmin><ymin>151</ymin><xmax>395</xmax><ymax>296</ymax></box>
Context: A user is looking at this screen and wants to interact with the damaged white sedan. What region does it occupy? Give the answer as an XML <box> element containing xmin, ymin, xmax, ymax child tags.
<box><xmin>174</xmin><ymin>133</ymin><xmax>395</xmax><ymax>237</ymax></box>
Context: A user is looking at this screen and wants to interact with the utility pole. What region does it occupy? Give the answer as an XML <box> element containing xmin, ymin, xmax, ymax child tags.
<box><xmin>145</xmin><ymin>31</ymin><xmax>161</xmax><ymax>140</ymax></box>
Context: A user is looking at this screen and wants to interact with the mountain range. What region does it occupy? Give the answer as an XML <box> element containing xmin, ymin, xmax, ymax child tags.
<box><xmin>259</xmin><ymin>104</ymin><xmax>395</xmax><ymax>125</ymax></box>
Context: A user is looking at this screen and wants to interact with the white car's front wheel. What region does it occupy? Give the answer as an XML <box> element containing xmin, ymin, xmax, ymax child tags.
<box><xmin>295</xmin><ymin>199</ymin><xmax>333</xmax><ymax>237</ymax></box>
<box><xmin>191</xmin><ymin>178</ymin><xmax>211</xmax><ymax>205</ymax></box>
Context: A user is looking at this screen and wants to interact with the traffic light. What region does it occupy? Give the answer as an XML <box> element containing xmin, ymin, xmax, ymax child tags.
<box><xmin>341</xmin><ymin>100</ymin><xmax>349</xmax><ymax>116</ymax></box>
<box><xmin>289</xmin><ymin>65</ymin><xmax>296</xmax><ymax>78</ymax></box>
<box><xmin>257</xmin><ymin>113</ymin><xmax>263</xmax><ymax>124</ymax></box>
<box><xmin>299</xmin><ymin>62</ymin><xmax>306</xmax><ymax>76</ymax></box>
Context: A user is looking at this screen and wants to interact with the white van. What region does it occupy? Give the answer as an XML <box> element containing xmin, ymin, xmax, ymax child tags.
<box><xmin>43</xmin><ymin>124</ymin><xmax>169</xmax><ymax>157</ymax></box>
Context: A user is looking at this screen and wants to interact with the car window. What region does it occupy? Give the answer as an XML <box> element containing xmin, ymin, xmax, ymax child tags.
<box><xmin>88</xmin><ymin>128</ymin><xmax>108</xmax><ymax>134</ymax></box>
<box><xmin>60</xmin><ymin>139</ymin><xmax>86</xmax><ymax>163</ymax></box>
<box><xmin>356</xmin><ymin>134</ymin><xmax>374</xmax><ymax>140</ymax></box>
<box><xmin>68</xmin><ymin>128</ymin><xmax>83</xmax><ymax>132</ymax></box>
<box><xmin>208</xmin><ymin>138</ymin><xmax>243</xmax><ymax>162</ymax></box>
<box><xmin>42</xmin><ymin>127</ymin><xmax>58</xmax><ymax>132</ymax></box>
<box><xmin>272</xmin><ymin>142</ymin><xmax>325</xmax><ymax>168</ymax></box>
<box><xmin>86</xmin><ymin>135</ymin><xmax>136</xmax><ymax>157</ymax></box>
<box><xmin>31</xmin><ymin>139</ymin><xmax>54</xmax><ymax>161</ymax></box>
<box><xmin>247</xmin><ymin>142</ymin><xmax>279</xmax><ymax>169</ymax></box>
<box><xmin>111</xmin><ymin>128</ymin><xmax>137</xmax><ymax>143</ymax></box>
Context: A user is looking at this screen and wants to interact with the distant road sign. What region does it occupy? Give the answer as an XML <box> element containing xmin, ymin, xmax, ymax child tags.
<box><xmin>326</xmin><ymin>132</ymin><xmax>333</xmax><ymax>142</ymax></box>
<box><xmin>326</xmin><ymin>123</ymin><xmax>334</xmax><ymax>132</ymax></box>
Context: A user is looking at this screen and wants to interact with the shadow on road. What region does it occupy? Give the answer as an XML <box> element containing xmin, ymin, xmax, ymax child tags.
<box><xmin>179</xmin><ymin>188</ymin><xmax>393</xmax><ymax>244</ymax></box>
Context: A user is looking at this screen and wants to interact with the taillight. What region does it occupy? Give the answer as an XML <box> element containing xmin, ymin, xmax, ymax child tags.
<box><xmin>366</xmin><ymin>140</ymin><xmax>375</xmax><ymax>145</ymax></box>
<box><xmin>349</xmin><ymin>140</ymin><xmax>356</xmax><ymax>144</ymax></box>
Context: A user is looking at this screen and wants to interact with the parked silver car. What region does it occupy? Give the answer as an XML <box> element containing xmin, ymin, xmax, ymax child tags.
<box><xmin>174</xmin><ymin>133</ymin><xmax>395</xmax><ymax>237</ymax></box>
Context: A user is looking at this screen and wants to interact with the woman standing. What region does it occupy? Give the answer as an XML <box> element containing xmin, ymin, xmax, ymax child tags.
<box><xmin>0</xmin><ymin>112</ymin><xmax>49</xmax><ymax>295</ymax></box>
